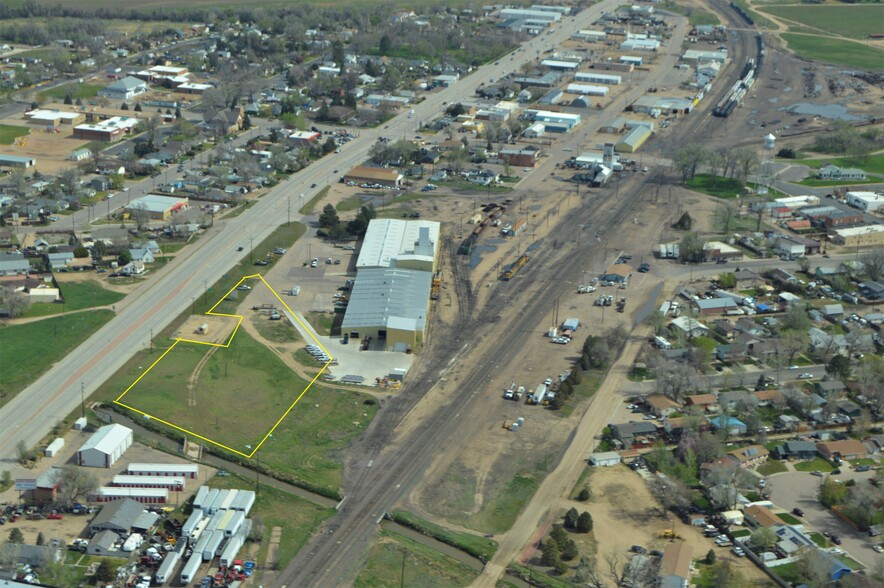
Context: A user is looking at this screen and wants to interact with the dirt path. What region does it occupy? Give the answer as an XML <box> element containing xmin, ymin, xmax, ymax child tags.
<box><xmin>187</xmin><ymin>345</ymin><xmax>218</xmax><ymax>408</ymax></box>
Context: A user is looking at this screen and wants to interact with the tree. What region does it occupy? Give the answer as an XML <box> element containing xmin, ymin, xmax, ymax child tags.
<box><xmin>577</xmin><ymin>487</ymin><xmax>591</xmax><ymax>502</ymax></box>
<box><xmin>540</xmin><ymin>539</ymin><xmax>560</xmax><ymax>566</ymax></box>
<box><xmin>0</xmin><ymin>287</ymin><xmax>31</xmax><ymax>318</ymax></box>
<box><xmin>95</xmin><ymin>561</ymin><xmax>114</xmax><ymax>583</ymax></box>
<box><xmin>749</xmin><ymin>527</ymin><xmax>777</xmax><ymax>550</ymax></box>
<box><xmin>673</xmin><ymin>212</ymin><xmax>692</xmax><ymax>230</ymax></box>
<box><xmin>576</xmin><ymin>512</ymin><xmax>593</xmax><ymax>533</ymax></box>
<box><xmin>781</xmin><ymin>304</ymin><xmax>811</xmax><ymax>333</ymax></box>
<box><xmin>15</xmin><ymin>440</ymin><xmax>32</xmax><ymax>465</ymax></box>
<box><xmin>679</xmin><ymin>232</ymin><xmax>706</xmax><ymax>263</ymax></box>
<box><xmin>64</xmin><ymin>93</ymin><xmax>73</xmax><ymax>105</ymax></box>
<box><xmin>564</xmin><ymin>507</ymin><xmax>579</xmax><ymax>529</ymax></box>
<box><xmin>734</xmin><ymin>147</ymin><xmax>760</xmax><ymax>183</ymax></box>
<box><xmin>318</xmin><ymin>204</ymin><xmax>340</xmax><ymax>230</ymax></box>
<box><xmin>705</xmin><ymin>548</ymin><xmax>716</xmax><ymax>565</ymax></box>
<box><xmin>826</xmin><ymin>354</ymin><xmax>851</xmax><ymax>380</ymax></box>
<box><xmin>130</xmin><ymin>203</ymin><xmax>150</xmax><ymax>233</ymax></box>
<box><xmin>54</xmin><ymin>465</ymin><xmax>99</xmax><ymax>506</ymax></box>
<box><xmin>8</xmin><ymin>528</ymin><xmax>24</xmax><ymax>544</ymax></box>
<box><xmin>117</xmin><ymin>250</ymin><xmax>132</xmax><ymax>265</ymax></box>
<box><xmin>674</xmin><ymin>146</ymin><xmax>705</xmax><ymax>182</ymax></box>
<box><xmin>120</xmin><ymin>102</ymin><xmax>129</xmax><ymax>110</ymax></box>
<box><xmin>175</xmin><ymin>106</ymin><xmax>182</xmax><ymax>119</ymax></box>
<box><xmin>861</xmin><ymin>249</ymin><xmax>884</xmax><ymax>281</ymax></box>
<box><xmin>378</xmin><ymin>34</ymin><xmax>392</xmax><ymax>54</ymax></box>
<box><xmin>714</xmin><ymin>205</ymin><xmax>738</xmax><ymax>234</ymax></box>
<box><xmin>36</xmin><ymin>531</ymin><xmax>45</xmax><ymax>546</ymax></box>
<box><xmin>718</xmin><ymin>273</ymin><xmax>736</xmax><ymax>289</ymax></box>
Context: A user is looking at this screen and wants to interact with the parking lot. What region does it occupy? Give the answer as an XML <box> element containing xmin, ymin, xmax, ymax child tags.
<box><xmin>766</xmin><ymin>469</ymin><xmax>880</xmax><ymax>567</ymax></box>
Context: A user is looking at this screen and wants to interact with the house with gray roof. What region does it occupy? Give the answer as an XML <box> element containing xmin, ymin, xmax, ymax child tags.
<box><xmin>86</xmin><ymin>530</ymin><xmax>123</xmax><ymax>557</ymax></box>
<box><xmin>0</xmin><ymin>251</ymin><xmax>30</xmax><ymax>276</ymax></box>
<box><xmin>89</xmin><ymin>498</ymin><xmax>158</xmax><ymax>536</ymax></box>
<box><xmin>0</xmin><ymin>544</ymin><xmax>63</xmax><ymax>566</ymax></box>
<box><xmin>611</xmin><ymin>421</ymin><xmax>658</xmax><ymax>448</ymax></box>
<box><xmin>773</xmin><ymin>440</ymin><xmax>817</xmax><ymax>460</ymax></box>
<box><xmin>46</xmin><ymin>251</ymin><xmax>74</xmax><ymax>269</ymax></box>
<box><xmin>98</xmin><ymin>76</ymin><xmax>148</xmax><ymax>100</ymax></box>
<box><xmin>816</xmin><ymin>380</ymin><xmax>845</xmax><ymax>397</ymax></box>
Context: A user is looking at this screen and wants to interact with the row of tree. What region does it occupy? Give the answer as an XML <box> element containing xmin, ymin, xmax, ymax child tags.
<box><xmin>673</xmin><ymin>145</ymin><xmax>759</xmax><ymax>186</ymax></box>
<box><xmin>318</xmin><ymin>202</ymin><xmax>377</xmax><ymax>240</ymax></box>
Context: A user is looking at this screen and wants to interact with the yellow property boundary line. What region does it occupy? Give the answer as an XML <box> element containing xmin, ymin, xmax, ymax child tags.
<box><xmin>114</xmin><ymin>274</ymin><xmax>332</xmax><ymax>459</ymax></box>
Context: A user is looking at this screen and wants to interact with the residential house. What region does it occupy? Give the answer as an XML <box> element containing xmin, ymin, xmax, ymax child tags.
<box><xmin>87</xmin><ymin>530</ymin><xmax>124</xmax><ymax>556</ymax></box>
<box><xmin>709</xmin><ymin>415</ymin><xmax>747</xmax><ymax>436</ymax></box>
<box><xmin>645</xmin><ymin>394</ymin><xmax>682</xmax><ymax>418</ymax></box>
<box><xmin>817</xmin><ymin>165</ymin><xmax>866</xmax><ymax>181</ymax></box>
<box><xmin>808</xmin><ymin>327</ymin><xmax>847</xmax><ymax>354</ymax></box>
<box><xmin>0</xmin><ymin>544</ymin><xmax>63</xmax><ymax>566</ymax></box>
<box><xmin>815</xmin><ymin>380</ymin><xmax>846</xmax><ymax>398</ymax></box>
<box><xmin>769</xmin><ymin>268</ymin><xmax>799</xmax><ymax>284</ymax></box>
<box><xmin>128</xmin><ymin>248</ymin><xmax>155</xmax><ymax>264</ymax></box>
<box><xmin>858</xmin><ymin>281</ymin><xmax>884</xmax><ymax>300</ymax></box>
<box><xmin>753</xmin><ymin>389</ymin><xmax>782</xmax><ymax>406</ymax></box>
<box><xmin>817</xmin><ymin>440</ymin><xmax>867</xmax><ymax>461</ymax></box>
<box><xmin>733</xmin><ymin>269</ymin><xmax>760</xmax><ymax>289</ymax></box>
<box><xmin>658</xmin><ymin>543</ymin><xmax>692</xmax><ymax>588</ymax></box>
<box><xmin>773</xmin><ymin>440</ymin><xmax>817</xmax><ymax>460</ymax></box>
<box><xmin>711</xmin><ymin>319</ymin><xmax>735</xmax><ymax>340</ymax></box>
<box><xmin>717</xmin><ymin>390</ymin><xmax>756</xmax><ymax>411</ymax></box>
<box><xmin>668</xmin><ymin>316</ymin><xmax>709</xmax><ymax>338</ymax></box>
<box><xmin>834</xmin><ymin>399</ymin><xmax>861</xmax><ymax>418</ymax></box>
<box><xmin>773</xmin><ymin>524</ymin><xmax>816</xmax><ymax>558</ymax></box>
<box><xmin>744</xmin><ymin>504</ymin><xmax>782</xmax><ymax>529</ymax></box>
<box><xmin>0</xmin><ymin>251</ymin><xmax>30</xmax><ymax>276</ymax></box>
<box><xmin>734</xmin><ymin>318</ymin><xmax>770</xmax><ymax>338</ymax></box>
<box><xmin>816</xmin><ymin>266</ymin><xmax>846</xmax><ymax>280</ymax></box>
<box><xmin>726</xmin><ymin>445</ymin><xmax>769</xmax><ymax>468</ymax></box>
<box><xmin>776</xmin><ymin>414</ymin><xmax>802</xmax><ymax>433</ymax></box>
<box><xmin>46</xmin><ymin>251</ymin><xmax>74</xmax><ymax>270</ymax></box>
<box><xmin>611</xmin><ymin>421</ymin><xmax>658</xmax><ymax>448</ymax></box>
<box><xmin>868</xmin><ymin>434</ymin><xmax>884</xmax><ymax>453</ymax></box>
<box><xmin>119</xmin><ymin>261</ymin><xmax>145</xmax><ymax>276</ymax></box>
<box><xmin>685</xmin><ymin>394</ymin><xmax>718</xmax><ymax>413</ymax></box>
<box><xmin>715</xmin><ymin>342</ymin><xmax>747</xmax><ymax>362</ymax></box>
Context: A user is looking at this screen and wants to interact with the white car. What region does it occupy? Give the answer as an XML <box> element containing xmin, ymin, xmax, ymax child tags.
<box><xmin>798</xmin><ymin>373</ymin><xmax>814</xmax><ymax>379</ymax></box>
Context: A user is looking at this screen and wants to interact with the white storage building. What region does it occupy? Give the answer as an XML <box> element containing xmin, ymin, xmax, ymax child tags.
<box><xmin>44</xmin><ymin>438</ymin><xmax>64</xmax><ymax>458</ymax></box>
<box><xmin>567</xmin><ymin>83</ymin><xmax>609</xmax><ymax>96</ymax></box>
<box><xmin>574</xmin><ymin>72</ymin><xmax>621</xmax><ymax>85</ymax></box>
<box><xmin>93</xmin><ymin>487</ymin><xmax>168</xmax><ymax>504</ymax></box>
<box><xmin>127</xmin><ymin>462</ymin><xmax>199</xmax><ymax>479</ymax></box>
<box><xmin>589</xmin><ymin>452</ymin><xmax>622</xmax><ymax>467</ymax></box>
<box><xmin>846</xmin><ymin>191</ymin><xmax>884</xmax><ymax>212</ymax></box>
<box><xmin>77</xmin><ymin>424</ymin><xmax>133</xmax><ymax>468</ymax></box>
<box><xmin>112</xmin><ymin>475</ymin><xmax>184</xmax><ymax>491</ymax></box>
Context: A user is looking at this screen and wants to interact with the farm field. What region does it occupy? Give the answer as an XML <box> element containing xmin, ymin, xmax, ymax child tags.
<box><xmin>0</xmin><ymin>309</ymin><xmax>115</xmax><ymax>406</ymax></box>
<box><xmin>0</xmin><ymin>124</ymin><xmax>29</xmax><ymax>144</ymax></box>
<box><xmin>759</xmin><ymin>5</ymin><xmax>884</xmax><ymax>39</ymax></box>
<box><xmin>22</xmin><ymin>280</ymin><xmax>124</xmax><ymax>318</ymax></box>
<box><xmin>781</xmin><ymin>33</ymin><xmax>884</xmax><ymax>70</ymax></box>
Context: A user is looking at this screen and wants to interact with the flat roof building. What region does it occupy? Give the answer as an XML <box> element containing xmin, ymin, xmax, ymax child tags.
<box><xmin>574</xmin><ymin>71</ymin><xmax>622</xmax><ymax>85</ymax></box>
<box><xmin>499</xmin><ymin>8</ymin><xmax>562</xmax><ymax>21</ymax></box>
<box><xmin>73</xmin><ymin>116</ymin><xmax>139</xmax><ymax>142</ymax></box>
<box><xmin>832</xmin><ymin>224</ymin><xmax>884</xmax><ymax>247</ymax></box>
<box><xmin>26</xmin><ymin>108</ymin><xmax>85</xmax><ymax>126</ymax></box>
<box><xmin>567</xmin><ymin>83</ymin><xmax>609</xmax><ymax>96</ymax></box>
<box><xmin>0</xmin><ymin>154</ymin><xmax>36</xmax><ymax>168</ymax></box>
<box><xmin>343</xmin><ymin>166</ymin><xmax>403</xmax><ymax>188</ymax></box>
<box><xmin>125</xmin><ymin>194</ymin><xmax>189</xmax><ymax>221</ymax></box>
<box><xmin>682</xmin><ymin>49</ymin><xmax>728</xmax><ymax>63</ymax></box>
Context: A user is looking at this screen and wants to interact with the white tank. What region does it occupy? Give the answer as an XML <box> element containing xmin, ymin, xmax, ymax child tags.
<box><xmin>764</xmin><ymin>133</ymin><xmax>776</xmax><ymax>150</ymax></box>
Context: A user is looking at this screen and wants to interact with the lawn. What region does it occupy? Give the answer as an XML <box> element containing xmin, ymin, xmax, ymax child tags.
<box><xmin>0</xmin><ymin>124</ymin><xmax>30</xmax><ymax>145</ymax></box>
<box><xmin>777</xmin><ymin>512</ymin><xmax>802</xmax><ymax>525</ymax></box>
<box><xmin>786</xmin><ymin>153</ymin><xmax>884</xmax><ymax>177</ymax></box>
<box><xmin>390</xmin><ymin>510</ymin><xmax>498</xmax><ymax>560</ymax></box>
<box><xmin>781</xmin><ymin>33</ymin><xmax>884</xmax><ymax>71</ymax></box>
<box><xmin>798</xmin><ymin>177</ymin><xmax>880</xmax><ymax>188</ymax></box>
<box><xmin>809</xmin><ymin>532</ymin><xmax>828</xmax><ymax>547</ymax></box>
<box><xmin>685</xmin><ymin>174</ymin><xmax>744</xmax><ymax>199</ymax></box>
<box><xmin>793</xmin><ymin>457</ymin><xmax>835</xmax><ymax>473</ymax></box>
<box><xmin>206</xmin><ymin>474</ymin><xmax>334</xmax><ymax>571</ymax></box>
<box><xmin>22</xmin><ymin>280</ymin><xmax>124</xmax><ymax>318</ymax></box>
<box><xmin>760</xmin><ymin>5</ymin><xmax>884</xmax><ymax>39</ymax></box>
<box><xmin>38</xmin><ymin>82</ymin><xmax>102</xmax><ymax>101</ymax></box>
<box><xmin>757</xmin><ymin>460</ymin><xmax>788</xmax><ymax>476</ymax></box>
<box><xmin>0</xmin><ymin>310</ymin><xmax>115</xmax><ymax>407</ymax></box>
<box><xmin>355</xmin><ymin>530</ymin><xmax>480</xmax><ymax>588</ymax></box>
<box><xmin>299</xmin><ymin>186</ymin><xmax>330</xmax><ymax>214</ymax></box>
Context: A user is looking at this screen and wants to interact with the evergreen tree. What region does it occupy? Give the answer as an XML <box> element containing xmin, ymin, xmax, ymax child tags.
<box><xmin>8</xmin><ymin>528</ymin><xmax>24</xmax><ymax>543</ymax></box>
<box><xmin>175</xmin><ymin>106</ymin><xmax>182</xmax><ymax>119</ymax></box>
<box><xmin>577</xmin><ymin>487</ymin><xmax>591</xmax><ymax>502</ymax></box>
<box><xmin>705</xmin><ymin>548</ymin><xmax>716</xmax><ymax>565</ymax></box>
<box><xmin>63</xmin><ymin>94</ymin><xmax>73</xmax><ymax>105</ymax></box>
<box><xmin>540</xmin><ymin>539</ymin><xmax>560</xmax><ymax>566</ymax></box>
<box><xmin>576</xmin><ymin>512</ymin><xmax>593</xmax><ymax>533</ymax></box>
<box><xmin>120</xmin><ymin>102</ymin><xmax>129</xmax><ymax>111</ymax></box>
<box><xmin>318</xmin><ymin>204</ymin><xmax>340</xmax><ymax>229</ymax></box>
<box><xmin>36</xmin><ymin>532</ymin><xmax>45</xmax><ymax>545</ymax></box>
<box><xmin>564</xmin><ymin>507</ymin><xmax>579</xmax><ymax>529</ymax></box>
<box><xmin>134</xmin><ymin>103</ymin><xmax>142</xmax><ymax>112</ymax></box>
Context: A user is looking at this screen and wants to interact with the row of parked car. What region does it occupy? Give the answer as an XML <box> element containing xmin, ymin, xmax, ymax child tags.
<box><xmin>305</xmin><ymin>344</ymin><xmax>332</xmax><ymax>363</ymax></box>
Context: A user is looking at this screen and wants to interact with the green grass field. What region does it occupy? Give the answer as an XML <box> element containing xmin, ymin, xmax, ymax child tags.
<box><xmin>207</xmin><ymin>474</ymin><xmax>334</xmax><ymax>570</ymax></box>
<box><xmin>0</xmin><ymin>124</ymin><xmax>30</xmax><ymax>145</ymax></box>
<box><xmin>793</xmin><ymin>457</ymin><xmax>835</xmax><ymax>473</ymax></box>
<box><xmin>781</xmin><ymin>33</ymin><xmax>884</xmax><ymax>70</ymax></box>
<box><xmin>23</xmin><ymin>280</ymin><xmax>124</xmax><ymax>318</ymax></box>
<box><xmin>787</xmin><ymin>153</ymin><xmax>884</xmax><ymax>177</ymax></box>
<box><xmin>454</xmin><ymin>468</ymin><xmax>544</xmax><ymax>534</ymax></box>
<box><xmin>355</xmin><ymin>530</ymin><xmax>480</xmax><ymax>588</ymax></box>
<box><xmin>0</xmin><ymin>310</ymin><xmax>115</xmax><ymax>407</ymax></box>
<box><xmin>777</xmin><ymin>512</ymin><xmax>802</xmax><ymax>525</ymax></box>
<box><xmin>757</xmin><ymin>460</ymin><xmax>788</xmax><ymax>476</ymax></box>
<box><xmin>685</xmin><ymin>174</ymin><xmax>744</xmax><ymax>199</ymax></box>
<box><xmin>299</xmin><ymin>186</ymin><xmax>330</xmax><ymax>215</ymax></box>
<box><xmin>390</xmin><ymin>510</ymin><xmax>498</xmax><ymax>561</ymax></box>
<box><xmin>38</xmin><ymin>83</ymin><xmax>102</xmax><ymax>101</ymax></box>
<box><xmin>761</xmin><ymin>5</ymin><xmax>884</xmax><ymax>39</ymax></box>
<box><xmin>659</xmin><ymin>1</ymin><xmax>720</xmax><ymax>26</ymax></box>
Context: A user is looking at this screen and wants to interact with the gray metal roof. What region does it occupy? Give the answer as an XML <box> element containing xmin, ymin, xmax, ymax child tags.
<box><xmin>90</xmin><ymin>498</ymin><xmax>156</xmax><ymax>533</ymax></box>
<box><xmin>341</xmin><ymin>267</ymin><xmax>433</xmax><ymax>332</ymax></box>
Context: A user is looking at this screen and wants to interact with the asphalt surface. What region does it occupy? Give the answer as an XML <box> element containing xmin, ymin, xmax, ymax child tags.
<box><xmin>766</xmin><ymin>469</ymin><xmax>881</xmax><ymax>568</ymax></box>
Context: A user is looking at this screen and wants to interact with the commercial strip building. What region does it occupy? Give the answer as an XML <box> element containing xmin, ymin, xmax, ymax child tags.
<box><xmin>831</xmin><ymin>224</ymin><xmax>884</xmax><ymax>247</ymax></box>
<box><xmin>574</xmin><ymin>71</ymin><xmax>622</xmax><ymax>85</ymax></box>
<box><xmin>343</xmin><ymin>166</ymin><xmax>403</xmax><ymax>188</ymax></box>
<box><xmin>343</xmin><ymin>219</ymin><xmax>440</xmax><ymax>352</ymax></box>
<box><xmin>125</xmin><ymin>194</ymin><xmax>189</xmax><ymax>221</ymax></box>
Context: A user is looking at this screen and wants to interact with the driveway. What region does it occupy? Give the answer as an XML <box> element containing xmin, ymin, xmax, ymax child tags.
<box><xmin>766</xmin><ymin>469</ymin><xmax>880</xmax><ymax>568</ymax></box>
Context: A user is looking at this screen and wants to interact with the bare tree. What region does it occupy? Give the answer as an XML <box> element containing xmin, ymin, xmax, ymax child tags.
<box><xmin>54</xmin><ymin>465</ymin><xmax>98</xmax><ymax>506</ymax></box>
<box><xmin>129</xmin><ymin>203</ymin><xmax>150</xmax><ymax>233</ymax></box>
<box><xmin>0</xmin><ymin>287</ymin><xmax>31</xmax><ymax>318</ymax></box>
<box><xmin>714</xmin><ymin>205</ymin><xmax>738</xmax><ymax>234</ymax></box>
<box><xmin>10</xmin><ymin>168</ymin><xmax>28</xmax><ymax>196</ymax></box>
<box><xmin>58</xmin><ymin>166</ymin><xmax>81</xmax><ymax>196</ymax></box>
<box><xmin>861</xmin><ymin>249</ymin><xmax>884</xmax><ymax>281</ymax></box>
<box><xmin>734</xmin><ymin>148</ymin><xmax>760</xmax><ymax>183</ymax></box>
<box><xmin>648</xmin><ymin>476</ymin><xmax>692</xmax><ymax>512</ymax></box>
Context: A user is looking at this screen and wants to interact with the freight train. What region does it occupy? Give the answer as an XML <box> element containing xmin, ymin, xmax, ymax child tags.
<box><xmin>712</xmin><ymin>32</ymin><xmax>765</xmax><ymax>118</ymax></box>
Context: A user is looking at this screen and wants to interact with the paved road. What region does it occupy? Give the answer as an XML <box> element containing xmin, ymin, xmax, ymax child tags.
<box><xmin>766</xmin><ymin>469</ymin><xmax>880</xmax><ymax>568</ymax></box>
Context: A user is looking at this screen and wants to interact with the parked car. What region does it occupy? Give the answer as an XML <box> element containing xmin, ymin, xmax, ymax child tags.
<box><xmin>855</xmin><ymin>465</ymin><xmax>871</xmax><ymax>472</ymax></box>
<box><xmin>792</xmin><ymin>508</ymin><xmax>804</xmax><ymax>517</ymax></box>
<box><xmin>811</xmin><ymin>471</ymin><xmax>824</xmax><ymax>477</ymax></box>
<box><xmin>798</xmin><ymin>373</ymin><xmax>814</xmax><ymax>379</ymax></box>
<box><xmin>831</xmin><ymin>535</ymin><xmax>842</xmax><ymax>545</ymax></box>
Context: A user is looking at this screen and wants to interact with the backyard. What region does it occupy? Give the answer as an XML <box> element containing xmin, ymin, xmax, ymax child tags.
<box><xmin>23</xmin><ymin>280</ymin><xmax>124</xmax><ymax>317</ymax></box>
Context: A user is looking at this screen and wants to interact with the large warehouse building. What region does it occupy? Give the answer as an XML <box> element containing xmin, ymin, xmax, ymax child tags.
<box><xmin>125</xmin><ymin>194</ymin><xmax>189</xmax><ymax>221</ymax></box>
<box><xmin>342</xmin><ymin>219</ymin><xmax>440</xmax><ymax>352</ymax></box>
<box><xmin>77</xmin><ymin>424</ymin><xmax>133</xmax><ymax>468</ymax></box>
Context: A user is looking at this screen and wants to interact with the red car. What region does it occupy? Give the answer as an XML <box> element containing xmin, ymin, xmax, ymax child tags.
<box><xmin>47</xmin><ymin>512</ymin><xmax>63</xmax><ymax>520</ymax></box>
<box><xmin>9</xmin><ymin>514</ymin><xmax>19</xmax><ymax>522</ymax></box>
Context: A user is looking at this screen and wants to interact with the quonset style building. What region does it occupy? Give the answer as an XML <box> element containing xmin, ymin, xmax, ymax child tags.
<box><xmin>342</xmin><ymin>219</ymin><xmax>440</xmax><ymax>353</ymax></box>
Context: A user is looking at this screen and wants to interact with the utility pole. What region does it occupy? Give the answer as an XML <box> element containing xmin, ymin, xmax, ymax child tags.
<box><xmin>150</xmin><ymin>328</ymin><xmax>153</xmax><ymax>353</ymax></box>
<box><xmin>80</xmin><ymin>382</ymin><xmax>85</xmax><ymax>418</ymax></box>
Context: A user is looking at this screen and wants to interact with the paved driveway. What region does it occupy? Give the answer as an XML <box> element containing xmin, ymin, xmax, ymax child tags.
<box><xmin>766</xmin><ymin>469</ymin><xmax>880</xmax><ymax>568</ymax></box>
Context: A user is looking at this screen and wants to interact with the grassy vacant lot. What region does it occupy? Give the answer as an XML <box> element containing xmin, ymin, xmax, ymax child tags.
<box><xmin>253</xmin><ymin>318</ymin><xmax>302</xmax><ymax>343</ymax></box>
<box><xmin>760</xmin><ymin>5</ymin><xmax>884</xmax><ymax>39</ymax></box>
<box><xmin>454</xmin><ymin>467</ymin><xmax>544</xmax><ymax>534</ymax></box>
<box><xmin>659</xmin><ymin>1</ymin><xmax>720</xmax><ymax>25</ymax></box>
<box><xmin>116</xmin><ymin>330</ymin><xmax>314</xmax><ymax>451</ymax></box>
<box><xmin>685</xmin><ymin>174</ymin><xmax>744</xmax><ymax>199</ymax></box>
<box><xmin>793</xmin><ymin>457</ymin><xmax>835</xmax><ymax>473</ymax></box>
<box><xmin>207</xmin><ymin>474</ymin><xmax>334</xmax><ymax>570</ymax></box>
<box><xmin>0</xmin><ymin>124</ymin><xmax>30</xmax><ymax>145</ymax></box>
<box><xmin>0</xmin><ymin>310</ymin><xmax>114</xmax><ymax>407</ymax></box>
<box><xmin>355</xmin><ymin>530</ymin><xmax>480</xmax><ymax>588</ymax></box>
<box><xmin>299</xmin><ymin>186</ymin><xmax>330</xmax><ymax>214</ymax></box>
<box><xmin>781</xmin><ymin>33</ymin><xmax>884</xmax><ymax>70</ymax></box>
<box><xmin>788</xmin><ymin>153</ymin><xmax>884</xmax><ymax>177</ymax></box>
<box><xmin>23</xmin><ymin>280</ymin><xmax>124</xmax><ymax>318</ymax></box>
<box><xmin>390</xmin><ymin>510</ymin><xmax>498</xmax><ymax>560</ymax></box>
<box><xmin>38</xmin><ymin>82</ymin><xmax>102</xmax><ymax>101</ymax></box>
